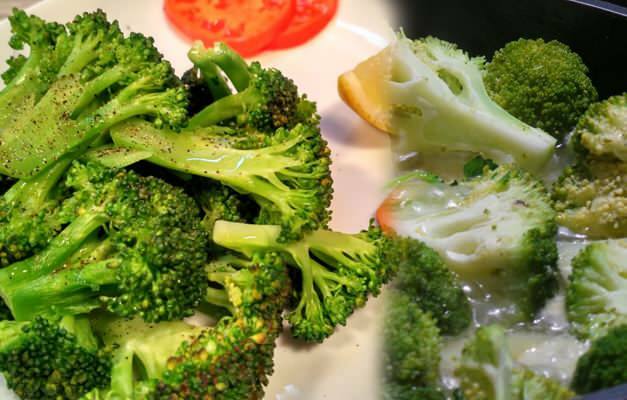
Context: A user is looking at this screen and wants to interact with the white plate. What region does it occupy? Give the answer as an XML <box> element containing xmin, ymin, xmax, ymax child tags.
<box><xmin>0</xmin><ymin>2</ymin><xmax>396</xmax><ymax>399</ymax></box>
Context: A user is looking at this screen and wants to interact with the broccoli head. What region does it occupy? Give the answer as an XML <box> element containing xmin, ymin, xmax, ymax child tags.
<box><xmin>394</xmin><ymin>238</ymin><xmax>471</xmax><ymax>335</ymax></box>
<box><xmin>383</xmin><ymin>381</ymin><xmax>446</xmax><ymax>400</ymax></box>
<box><xmin>571</xmin><ymin>324</ymin><xmax>627</xmax><ymax>394</ymax></box>
<box><xmin>571</xmin><ymin>93</ymin><xmax>626</xmax><ymax>162</ymax></box>
<box><xmin>0</xmin><ymin>162</ymin><xmax>208</xmax><ymax>322</ymax></box>
<box><xmin>566</xmin><ymin>239</ymin><xmax>627</xmax><ymax>340</ymax></box>
<box><xmin>485</xmin><ymin>38</ymin><xmax>598</xmax><ymax>139</ymax></box>
<box><xmin>552</xmin><ymin>159</ymin><xmax>626</xmax><ymax>239</ymax></box>
<box><xmin>0</xmin><ymin>10</ymin><xmax>187</xmax><ymax>179</ymax></box>
<box><xmin>212</xmin><ymin>220</ymin><xmax>399</xmax><ymax>342</ymax></box>
<box><xmin>378</xmin><ymin>166</ymin><xmax>559</xmax><ymax>321</ymax></box>
<box><xmin>0</xmin><ymin>316</ymin><xmax>111</xmax><ymax>400</ymax></box>
<box><xmin>338</xmin><ymin>34</ymin><xmax>557</xmax><ymax>172</ymax></box>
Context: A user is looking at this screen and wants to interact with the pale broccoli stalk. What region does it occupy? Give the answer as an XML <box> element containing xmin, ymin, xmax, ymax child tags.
<box><xmin>339</xmin><ymin>35</ymin><xmax>557</xmax><ymax>172</ymax></box>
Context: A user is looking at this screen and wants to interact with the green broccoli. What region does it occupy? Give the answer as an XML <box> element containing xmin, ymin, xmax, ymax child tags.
<box><xmin>383</xmin><ymin>289</ymin><xmax>443</xmax><ymax>398</ymax></box>
<box><xmin>571</xmin><ymin>324</ymin><xmax>627</xmax><ymax>394</ymax></box>
<box><xmin>571</xmin><ymin>93</ymin><xmax>626</xmax><ymax>162</ymax></box>
<box><xmin>212</xmin><ymin>220</ymin><xmax>399</xmax><ymax>342</ymax></box>
<box><xmin>0</xmin><ymin>162</ymin><xmax>208</xmax><ymax>322</ymax></box>
<box><xmin>552</xmin><ymin>160</ymin><xmax>626</xmax><ymax>239</ymax></box>
<box><xmin>83</xmin><ymin>251</ymin><xmax>290</xmax><ymax>399</ymax></box>
<box><xmin>383</xmin><ymin>381</ymin><xmax>446</xmax><ymax>400</ymax></box>
<box><xmin>0</xmin><ymin>316</ymin><xmax>111</xmax><ymax>400</ymax></box>
<box><xmin>379</xmin><ymin>166</ymin><xmax>559</xmax><ymax>321</ymax></box>
<box><xmin>394</xmin><ymin>239</ymin><xmax>471</xmax><ymax>335</ymax></box>
<box><xmin>111</xmin><ymin>118</ymin><xmax>333</xmax><ymax>243</ymax></box>
<box><xmin>338</xmin><ymin>35</ymin><xmax>557</xmax><ymax>172</ymax></box>
<box><xmin>485</xmin><ymin>38</ymin><xmax>598</xmax><ymax>139</ymax></box>
<box><xmin>455</xmin><ymin>325</ymin><xmax>574</xmax><ymax>400</ymax></box>
<box><xmin>566</xmin><ymin>239</ymin><xmax>627</xmax><ymax>340</ymax></box>
<box><xmin>0</xmin><ymin>10</ymin><xmax>187</xmax><ymax>179</ymax></box>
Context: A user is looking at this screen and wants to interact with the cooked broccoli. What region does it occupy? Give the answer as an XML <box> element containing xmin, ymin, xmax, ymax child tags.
<box><xmin>552</xmin><ymin>159</ymin><xmax>626</xmax><ymax>239</ymax></box>
<box><xmin>212</xmin><ymin>220</ymin><xmax>399</xmax><ymax>342</ymax></box>
<box><xmin>571</xmin><ymin>324</ymin><xmax>627</xmax><ymax>394</ymax></box>
<box><xmin>0</xmin><ymin>162</ymin><xmax>208</xmax><ymax>322</ymax></box>
<box><xmin>455</xmin><ymin>325</ymin><xmax>574</xmax><ymax>400</ymax></box>
<box><xmin>394</xmin><ymin>239</ymin><xmax>471</xmax><ymax>335</ymax></box>
<box><xmin>0</xmin><ymin>9</ymin><xmax>187</xmax><ymax>179</ymax></box>
<box><xmin>338</xmin><ymin>35</ymin><xmax>557</xmax><ymax>171</ymax></box>
<box><xmin>84</xmin><ymin>251</ymin><xmax>290</xmax><ymax>399</ymax></box>
<box><xmin>379</xmin><ymin>166</ymin><xmax>559</xmax><ymax>320</ymax></box>
<box><xmin>383</xmin><ymin>289</ymin><xmax>443</xmax><ymax>397</ymax></box>
<box><xmin>566</xmin><ymin>239</ymin><xmax>627</xmax><ymax>340</ymax></box>
<box><xmin>485</xmin><ymin>38</ymin><xmax>597</xmax><ymax>139</ymax></box>
<box><xmin>111</xmin><ymin>119</ymin><xmax>333</xmax><ymax>242</ymax></box>
<box><xmin>383</xmin><ymin>381</ymin><xmax>446</xmax><ymax>400</ymax></box>
<box><xmin>571</xmin><ymin>93</ymin><xmax>626</xmax><ymax>162</ymax></box>
<box><xmin>0</xmin><ymin>316</ymin><xmax>111</xmax><ymax>400</ymax></box>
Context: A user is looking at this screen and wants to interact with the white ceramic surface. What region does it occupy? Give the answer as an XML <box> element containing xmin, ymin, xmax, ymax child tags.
<box><xmin>0</xmin><ymin>1</ymin><xmax>397</xmax><ymax>398</ymax></box>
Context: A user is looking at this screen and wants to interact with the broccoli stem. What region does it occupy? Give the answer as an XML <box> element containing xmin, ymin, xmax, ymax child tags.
<box><xmin>187</xmin><ymin>46</ymin><xmax>231</xmax><ymax>100</ymax></box>
<box><xmin>187</xmin><ymin>87</ymin><xmax>260</xmax><ymax>128</ymax></box>
<box><xmin>189</xmin><ymin>41</ymin><xmax>250</xmax><ymax>92</ymax></box>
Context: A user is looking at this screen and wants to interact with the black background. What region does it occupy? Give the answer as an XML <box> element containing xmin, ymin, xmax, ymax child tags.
<box><xmin>391</xmin><ymin>0</ymin><xmax>627</xmax><ymax>98</ymax></box>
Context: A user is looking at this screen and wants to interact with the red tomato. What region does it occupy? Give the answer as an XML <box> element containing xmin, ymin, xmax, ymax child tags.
<box><xmin>375</xmin><ymin>193</ymin><xmax>398</xmax><ymax>235</ymax></box>
<box><xmin>268</xmin><ymin>0</ymin><xmax>339</xmax><ymax>49</ymax></box>
<box><xmin>164</xmin><ymin>0</ymin><xmax>295</xmax><ymax>57</ymax></box>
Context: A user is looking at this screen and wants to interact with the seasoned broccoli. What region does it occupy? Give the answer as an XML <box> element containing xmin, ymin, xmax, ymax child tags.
<box><xmin>111</xmin><ymin>119</ymin><xmax>333</xmax><ymax>243</ymax></box>
<box><xmin>455</xmin><ymin>325</ymin><xmax>574</xmax><ymax>400</ymax></box>
<box><xmin>212</xmin><ymin>220</ymin><xmax>399</xmax><ymax>342</ymax></box>
<box><xmin>338</xmin><ymin>35</ymin><xmax>557</xmax><ymax>171</ymax></box>
<box><xmin>383</xmin><ymin>381</ymin><xmax>446</xmax><ymax>400</ymax></box>
<box><xmin>0</xmin><ymin>9</ymin><xmax>187</xmax><ymax>179</ymax></box>
<box><xmin>378</xmin><ymin>166</ymin><xmax>559</xmax><ymax>320</ymax></box>
<box><xmin>0</xmin><ymin>162</ymin><xmax>208</xmax><ymax>322</ymax></box>
<box><xmin>394</xmin><ymin>239</ymin><xmax>471</xmax><ymax>335</ymax></box>
<box><xmin>571</xmin><ymin>93</ymin><xmax>626</xmax><ymax>162</ymax></box>
<box><xmin>485</xmin><ymin>38</ymin><xmax>598</xmax><ymax>139</ymax></box>
<box><xmin>571</xmin><ymin>324</ymin><xmax>627</xmax><ymax>394</ymax></box>
<box><xmin>566</xmin><ymin>239</ymin><xmax>627</xmax><ymax>340</ymax></box>
<box><xmin>552</xmin><ymin>160</ymin><xmax>626</xmax><ymax>239</ymax></box>
<box><xmin>383</xmin><ymin>289</ymin><xmax>443</xmax><ymax>397</ymax></box>
<box><xmin>0</xmin><ymin>316</ymin><xmax>111</xmax><ymax>400</ymax></box>
<box><xmin>84</xmin><ymin>251</ymin><xmax>290</xmax><ymax>399</ymax></box>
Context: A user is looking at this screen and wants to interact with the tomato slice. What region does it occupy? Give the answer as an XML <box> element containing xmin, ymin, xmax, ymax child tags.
<box><xmin>268</xmin><ymin>0</ymin><xmax>339</xmax><ymax>50</ymax></box>
<box><xmin>164</xmin><ymin>0</ymin><xmax>295</xmax><ymax>57</ymax></box>
<box><xmin>375</xmin><ymin>192</ymin><xmax>399</xmax><ymax>236</ymax></box>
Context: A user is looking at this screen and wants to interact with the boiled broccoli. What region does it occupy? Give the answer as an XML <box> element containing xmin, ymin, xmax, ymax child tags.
<box><xmin>571</xmin><ymin>93</ymin><xmax>626</xmax><ymax>162</ymax></box>
<box><xmin>394</xmin><ymin>239</ymin><xmax>471</xmax><ymax>335</ymax></box>
<box><xmin>552</xmin><ymin>159</ymin><xmax>626</xmax><ymax>239</ymax></box>
<box><xmin>378</xmin><ymin>166</ymin><xmax>559</xmax><ymax>321</ymax></box>
<box><xmin>212</xmin><ymin>220</ymin><xmax>399</xmax><ymax>342</ymax></box>
<box><xmin>571</xmin><ymin>324</ymin><xmax>627</xmax><ymax>394</ymax></box>
<box><xmin>338</xmin><ymin>34</ymin><xmax>557</xmax><ymax>172</ymax></box>
<box><xmin>0</xmin><ymin>316</ymin><xmax>111</xmax><ymax>400</ymax></box>
<box><xmin>383</xmin><ymin>289</ymin><xmax>444</xmax><ymax>399</ymax></box>
<box><xmin>0</xmin><ymin>9</ymin><xmax>187</xmax><ymax>179</ymax></box>
<box><xmin>111</xmin><ymin>118</ymin><xmax>333</xmax><ymax>243</ymax></box>
<box><xmin>566</xmin><ymin>239</ymin><xmax>627</xmax><ymax>340</ymax></box>
<box><xmin>485</xmin><ymin>38</ymin><xmax>597</xmax><ymax>140</ymax></box>
<box><xmin>455</xmin><ymin>325</ymin><xmax>574</xmax><ymax>400</ymax></box>
<box><xmin>84</xmin><ymin>251</ymin><xmax>290</xmax><ymax>399</ymax></box>
<box><xmin>0</xmin><ymin>162</ymin><xmax>208</xmax><ymax>322</ymax></box>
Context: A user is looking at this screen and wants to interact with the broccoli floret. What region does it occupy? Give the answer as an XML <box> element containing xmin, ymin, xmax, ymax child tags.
<box><xmin>571</xmin><ymin>93</ymin><xmax>626</xmax><ymax>162</ymax></box>
<box><xmin>383</xmin><ymin>290</ymin><xmax>442</xmax><ymax>393</ymax></box>
<box><xmin>111</xmin><ymin>119</ymin><xmax>332</xmax><ymax>242</ymax></box>
<box><xmin>0</xmin><ymin>10</ymin><xmax>187</xmax><ymax>179</ymax></box>
<box><xmin>571</xmin><ymin>324</ymin><xmax>627</xmax><ymax>394</ymax></box>
<box><xmin>212</xmin><ymin>220</ymin><xmax>399</xmax><ymax>342</ymax></box>
<box><xmin>338</xmin><ymin>35</ymin><xmax>557</xmax><ymax>172</ymax></box>
<box><xmin>394</xmin><ymin>239</ymin><xmax>471</xmax><ymax>335</ymax></box>
<box><xmin>552</xmin><ymin>160</ymin><xmax>626</xmax><ymax>239</ymax></box>
<box><xmin>566</xmin><ymin>239</ymin><xmax>627</xmax><ymax>340</ymax></box>
<box><xmin>455</xmin><ymin>325</ymin><xmax>574</xmax><ymax>400</ymax></box>
<box><xmin>181</xmin><ymin>66</ymin><xmax>223</xmax><ymax>115</ymax></box>
<box><xmin>186</xmin><ymin>41</ymin><xmax>314</xmax><ymax>132</ymax></box>
<box><xmin>0</xmin><ymin>316</ymin><xmax>111</xmax><ymax>400</ymax></box>
<box><xmin>485</xmin><ymin>38</ymin><xmax>598</xmax><ymax>139</ymax></box>
<box><xmin>0</xmin><ymin>162</ymin><xmax>208</xmax><ymax>322</ymax></box>
<box><xmin>379</xmin><ymin>166</ymin><xmax>559</xmax><ymax>321</ymax></box>
<box><xmin>383</xmin><ymin>381</ymin><xmax>446</xmax><ymax>400</ymax></box>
